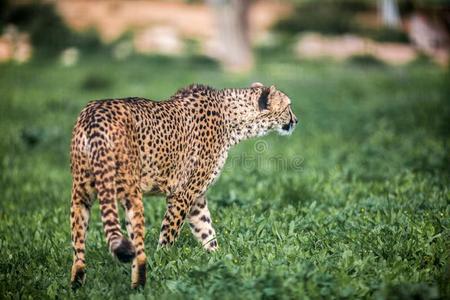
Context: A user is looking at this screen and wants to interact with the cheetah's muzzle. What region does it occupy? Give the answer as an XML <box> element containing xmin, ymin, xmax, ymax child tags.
<box><xmin>281</xmin><ymin>111</ymin><xmax>298</xmax><ymax>134</ymax></box>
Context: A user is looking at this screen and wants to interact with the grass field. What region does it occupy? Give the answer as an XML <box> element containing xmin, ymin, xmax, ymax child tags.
<box><xmin>0</xmin><ymin>52</ymin><xmax>449</xmax><ymax>299</ymax></box>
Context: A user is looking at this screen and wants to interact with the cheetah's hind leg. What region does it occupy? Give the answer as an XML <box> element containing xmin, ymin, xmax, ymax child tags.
<box><xmin>119</xmin><ymin>184</ymin><xmax>147</xmax><ymax>288</ymax></box>
<box><xmin>70</xmin><ymin>181</ymin><xmax>93</xmax><ymax>289</ymax></box>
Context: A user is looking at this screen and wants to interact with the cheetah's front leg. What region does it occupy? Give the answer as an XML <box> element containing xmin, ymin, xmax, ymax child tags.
<box><xmin>158</xmin><ymin>194</ymin><xmax>193</xmax><ymax>246</ymax></box>
<box><xmin>188</xmin><ymin>196</ymin><xmax>218</xmax><ymax>251</ymax></box>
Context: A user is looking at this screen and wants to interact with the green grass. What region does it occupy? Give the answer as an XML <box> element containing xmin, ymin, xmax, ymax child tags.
<box><xmin>0</xmin><ymin>52</ymin><xmax>449</xmax><ymax>299</ymax></box>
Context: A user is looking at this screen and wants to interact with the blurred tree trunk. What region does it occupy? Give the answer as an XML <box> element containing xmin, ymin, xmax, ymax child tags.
<box><xmin>378</xmin><ymin>0</ymin><xmax>401</xmax><ymax>28</ymax></box>
<box><xmin>207</xmin><ymin>0</ymin><xmax>253</xmax><ymax>72</ymax></box>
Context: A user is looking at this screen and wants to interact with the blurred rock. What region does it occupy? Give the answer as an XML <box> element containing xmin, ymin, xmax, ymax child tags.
<box><xmin>296</xmin><ymin>33</ymin><xmax>368</xmax><ymax>61</ymax></box>
<box><xmin>0</xmin><ymin>38</ymin><xmax>14</xmax><ymax>63</ymax></box>
<box><xmin>14</xmin><ymin>33</ymin><xmax>32</xmax><ymax>63</ymax></box>
<box><xmin>0</xmin><ymin>25</ymin><xmax>32</xmax><ymax>63</ymax></box>
<box><xmin>295</xmin><ymin>33</ymin><xmax>417</xmax><ymax>65</ymax></box>
<box><xmin>60</xmin><ymin>47</ymin><xmax>79</xmax><ymax>67</ymax></box>
<box><xmin>371</xmin><ymin>42</ymin><xmax>416</xmax><ymax>65</ymax></box>
<box><xmin>113</xmin><ymin>40</ymin><xmax>133</xmax><ymax>60</ymax></box>
<box><xmin>133</xmin><ymin>26</ymin><xmax>183</xmax><ymax>55</ymax></box>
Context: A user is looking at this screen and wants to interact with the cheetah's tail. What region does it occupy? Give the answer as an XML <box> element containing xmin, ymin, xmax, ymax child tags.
<box><xmin>89</xmin><ymin>137</ymin><xmax>135</xmax><ymax>263</ymax></box>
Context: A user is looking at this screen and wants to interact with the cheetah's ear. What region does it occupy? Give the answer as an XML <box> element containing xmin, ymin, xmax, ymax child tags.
<box><xmin>258</xmin><ymin>88</ymin><xmax>270</xmax><ymax>111</ymax></box>
<box><xmin>251</xmin><ymin>82</ymin><xmax>264</xmax><ymax>88</ymax></box>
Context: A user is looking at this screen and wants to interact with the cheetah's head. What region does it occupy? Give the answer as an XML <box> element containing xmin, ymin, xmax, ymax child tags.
<box><xmin>249</xmin><ymin>82</ymin><xmax>298</xmax><ymax>136</ymax></box>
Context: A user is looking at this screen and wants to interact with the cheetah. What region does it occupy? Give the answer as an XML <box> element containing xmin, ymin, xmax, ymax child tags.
<box><xmin>70</xmin><ymin>82</ymin><xmax>298</xmax><ymax>288</ymax></box>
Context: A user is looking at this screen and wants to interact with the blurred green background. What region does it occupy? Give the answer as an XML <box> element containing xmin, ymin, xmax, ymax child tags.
<box><xmin>0</xmin><ymin>0</ymin><xmax>449</xmax><ymax>299</ymax></box>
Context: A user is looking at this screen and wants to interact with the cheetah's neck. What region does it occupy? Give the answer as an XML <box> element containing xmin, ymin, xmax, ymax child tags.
<box><xmin>216</xmin><ymin>88</ymin><xmax>269</xmax><ymax>146</ymax></box>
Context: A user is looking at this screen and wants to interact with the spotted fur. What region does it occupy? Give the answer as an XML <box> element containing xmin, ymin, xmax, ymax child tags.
<box><xmin>69</xmin><ymin>82</ymin><xmax>297</xmax><ymax>288</ymax></box>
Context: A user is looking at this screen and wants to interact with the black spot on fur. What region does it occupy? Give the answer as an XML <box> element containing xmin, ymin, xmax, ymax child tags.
<box><xmin>113</xmin><ymin>238</ymin><xmax>136</xmax><ymax>263</ymax></box>
<box><xmin>190</xmin><ymin>209</ymin><xmax>200</xmax><ymax>216</ymax></box>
